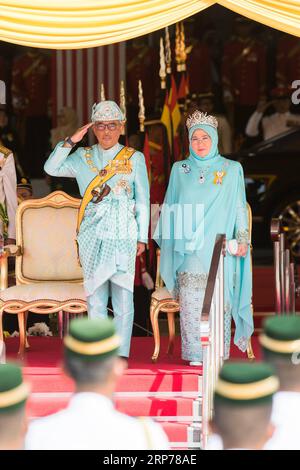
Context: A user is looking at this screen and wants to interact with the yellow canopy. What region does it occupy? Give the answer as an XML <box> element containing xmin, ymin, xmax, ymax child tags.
<box><xmin>0</xmin><ymin>0</ymin><xmax>299</xmax><ymax>49</ymax></box>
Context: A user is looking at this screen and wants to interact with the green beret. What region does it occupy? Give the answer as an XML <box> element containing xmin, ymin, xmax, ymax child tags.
<box><xmin>260</xmin><ymin>315</ymin><xmax>300</xmax><ymax>358</ymax></box>
<box><xmin>64</xmin><ymin>317</ymin><xmax>120</xmax><ymax>361</ymax></box>
<box><xmin>214</xmin><ymin>361</ymin><xmax>279</xmax><ymax>406</ymax></box>
<box><xmin>0</xmin><ymin>363</ymin><xmax>30</xmax><ymax>413</ymax></box>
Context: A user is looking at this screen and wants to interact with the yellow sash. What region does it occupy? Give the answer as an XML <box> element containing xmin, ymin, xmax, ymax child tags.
<box><xmin>76</xmin><ymin>146</ymin><xmax>135</xmax><ymax>233</ymax></box>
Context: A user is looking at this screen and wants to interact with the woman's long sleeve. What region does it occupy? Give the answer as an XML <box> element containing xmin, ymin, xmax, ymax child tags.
<box><xmin>234</xmin><ymin>165</ymin><xmax>249</xmax><ymax>245</ymax></box>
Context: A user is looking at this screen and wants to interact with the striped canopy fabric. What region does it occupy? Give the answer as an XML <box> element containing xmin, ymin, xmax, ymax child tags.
<box><xmin>52</xmin><ymin>44</ymin><xmax>126</xmax><ymax>127</ymax></box>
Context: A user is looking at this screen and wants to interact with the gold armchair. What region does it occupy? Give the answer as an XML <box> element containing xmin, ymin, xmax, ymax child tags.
<box><xmin>150</xmin><ymin>203</ymin><xmax>254</xmax><ymax>362</ymax></box>
<box><xmin>0</xmin><ymin>191</ymin><xmax>87</xmax><ymax>354</ymax></box>
<box><xmin>150</xmin><ymin>249</ymin><xmax>180</xmax><ymax>362</ymax></box>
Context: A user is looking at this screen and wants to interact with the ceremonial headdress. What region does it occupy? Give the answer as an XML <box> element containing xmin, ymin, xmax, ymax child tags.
<box><xmin>91</xmin><ymin>101</ymin><xmax>125</xmax><ymax>123</ymax></box>
<box><xmin>64</xmin><ymin>317</ymin><xmax>120</xmax><ymax>362</ymax></box>
<box><xmin>214</xmin><ymin>362</ymin><xmax>279</xmax><ymax>406</ymax></box>
<box><xmin>0</xmin><ymin>363</ymin><xmax>30</xmax><ymax>413</ymax></box>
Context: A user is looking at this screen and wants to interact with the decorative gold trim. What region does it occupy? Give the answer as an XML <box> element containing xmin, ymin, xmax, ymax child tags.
<box><xmin>0</xmin><ymin>299</ymin><xmax>87</xmax><ymax>315</ymax></box>
<box><xmin>120</xmin><ymin>80</ymin><xmax>126</xmax><ymax>134</ymax></box>
<box><xmin>77</xmin><ymin>147</ymin><xmax>135</xmax><ymax>232</ymax></box>
<box><xmin>64</xmin><ymin>333</ymin><xmax>120</xmax><ymax>355</ymax></box>
<box><xmin>0</xmin><ymin>382</ymin><xmax>30</xmax><ymax>408</ymax></box>
<box><xmin>138</xmin><ymin>80</ymin><xmax>145</xmax><ymax>132</ymax></box>
<box><xmin>165</xmin><ymin>26</ymin><xmax>172</xmax><ymax>74</ymax></box>
<box><xmin>260</xmin><ymin>334</ymin><xmax>300</xmax><ymax>354</ymax></box>
<box><xmin>215</xmin><ymin>376</ymin><xmax>279</xmax><ymax>400</ymax></box>
<box><xmin>100</xmin><ymin>83</ymin><xmax>106</xmax><ymax>102</ymax></box>
<box><xmin>159</xmin><ymin>37</ymin><xmax>166</xmax><ymax>89</ymax></box>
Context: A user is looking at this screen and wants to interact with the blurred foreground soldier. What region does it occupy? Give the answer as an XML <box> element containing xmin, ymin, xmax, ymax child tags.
<box><xmin>26</xmin><ymin>318</ymin><xmax>169</xmax><ymax>450</ymax></box>
<box><xmin>0</xmin><ymin>363</ymin><xmax>30</xmax><ymax>450</ymax></box>
<box><xmin>0</xmin><ymin>142</ymin><xmax>18</xmax><ymax>244</ymax></box>
<box><xmin>210</xmin><ymin>362</ymin><xmax>278</xmax><ymax>450</ymax></box>
<box><xmin>260</xmin><ymin>315</ymin><xmax>300</xmax><ymax>450</ymax></box>
<box><xmin>246</xmin><ymin>87</ymin><xmax>300</xmax><ymax>141</ymax></box>
<box><xmin>44</xmin><ymin>101</ymin><xmax>150</xmax><ymax>359</ymax></box>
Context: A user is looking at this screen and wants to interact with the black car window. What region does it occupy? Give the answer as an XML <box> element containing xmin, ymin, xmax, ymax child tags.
<box><xmin>256</xmin><ymin>130</ymin><xmax>300</xmax><ymax>154</ymax></box>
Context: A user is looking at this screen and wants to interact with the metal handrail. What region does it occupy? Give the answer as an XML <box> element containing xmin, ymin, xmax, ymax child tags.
<box><xmin>271</xmin><ymin>218</ymin><xmax>296</xmax><ymax>314</ymax></box>
<box><xmin>201</xmin><ymin>234</ymin><xmax>226</xmax><ymax>320</ymax></box>
<box><xmin>200</xmin><ymin>233</ymin><xmax>226</xmax><ymax>449</ymax></box>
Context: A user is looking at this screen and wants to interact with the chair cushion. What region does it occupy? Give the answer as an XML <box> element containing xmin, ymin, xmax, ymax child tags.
<box><xmin>0</xmin><ymin>282</ymin><xmax>86</xmax><ymax>303</ymax></box>
<box><xmin>152</xmin><ymin>287</ymin><xmax>177</xmax><ymax>302</ymax></box>
<box><xmin>19</xmin><ymin>205</ymin><xmax>83</xmax><ymax>281</ymax></box>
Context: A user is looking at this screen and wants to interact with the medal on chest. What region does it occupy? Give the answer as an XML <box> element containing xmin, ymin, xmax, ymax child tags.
<box><xmin>108</xmin><ymin>159</ymin><xmax>132</xmax><ymax>174</ymax></box>
<box><xmin>180</xmin><ymin>163</ymin><xmax>191</xmax><ymax>174</ymax></box>
<box><xmin>213</xmin><ymin>170</ymin><xmax>226</xmax><ymax>185</ymax></box>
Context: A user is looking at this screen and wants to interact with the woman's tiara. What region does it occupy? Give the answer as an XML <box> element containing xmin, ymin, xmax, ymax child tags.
<box><xmin>186</xmin><ymin>111</ymin><xmax>218</xmax><ymax>130</ymax></box>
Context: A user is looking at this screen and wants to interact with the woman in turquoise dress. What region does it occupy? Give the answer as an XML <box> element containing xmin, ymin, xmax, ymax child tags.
<box><xmin>154</xmin><ymin>111</ymin><xmax>253</xmax><ymax>365</ymax></box>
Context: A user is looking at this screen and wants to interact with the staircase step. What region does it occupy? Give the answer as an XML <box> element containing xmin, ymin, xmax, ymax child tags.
<box><xmin>23</xmin><ymin>367</ymin><xmax>201</xmax><ymax>393</ymax></box>
<box><xmin>27</xmin><ymin>393</ymin><xmax>198</xmax><ymax>418</ymax></box>
<box><xmin>162</xmin><ymin>422</ymin><xmax>190</xmax><ymax>442</ymax></box>
<box><xmin>118</xmin><ymin>396</ymin><xmax>194</xmax><ymax>417</ymax></box>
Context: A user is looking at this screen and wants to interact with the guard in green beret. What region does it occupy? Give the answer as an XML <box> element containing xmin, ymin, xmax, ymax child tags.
<box><xmin>26</xmin><ymin>317</ymin><xmax>169</xmax><ymax>450</ymax></box>
<box><xmin>0</xmin><ymin>363</ymin><xmax>30</xmax><ymax>450</ymax></box>
<box><xmin>209</xmin><ymin>361</ymin><xmax>278</xmax><ymax>450</ymax></box>
<box><xmin>260</xmin><ymin>315</ymin><xmax>300</xmax><ymax>450</ymax></box>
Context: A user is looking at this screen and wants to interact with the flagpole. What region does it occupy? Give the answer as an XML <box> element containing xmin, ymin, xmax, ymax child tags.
<box><xmin>119</xmin><ymin>80</ymin><xmax>126</xmax><ymax>136</ymax></box>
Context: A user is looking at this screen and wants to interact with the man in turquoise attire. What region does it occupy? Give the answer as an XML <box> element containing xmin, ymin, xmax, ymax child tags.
<box><xmin>154</xmin><ymin>110</ymin><xmax>253</xmax><ymax>365</ymax></box>
<box><xmin>44</xmin><ymin>101</ymin><xmax>150</xmax><ymax>359</ymax></box>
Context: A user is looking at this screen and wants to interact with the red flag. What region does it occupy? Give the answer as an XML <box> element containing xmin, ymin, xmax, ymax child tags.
<box><xmin>160</xmin><ymin>90</ymin><xmax>172</xmax><ymax>149</ymax></box>
<box><xmin>168</xmin><ymin>75</ymin><xmax>181</xmax><ymax>136</ymax></box>
<box><xmin>178</xmin><ymin>74</ymin><xmax>187</xmax><ymax>100</ymax></box>
<box><xmin>186</xmin><ymin>72</ymin><xmax>190</xmax><ymax>95</ymax></box>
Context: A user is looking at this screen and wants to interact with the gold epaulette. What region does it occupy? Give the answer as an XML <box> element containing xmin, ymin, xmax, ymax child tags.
<box><xmin>0</xmin><ymin>144</ymin><xmax>11</xmax><ymax>158</ymax></box>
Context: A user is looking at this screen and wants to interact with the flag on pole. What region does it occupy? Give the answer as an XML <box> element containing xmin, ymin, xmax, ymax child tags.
<box><xmin>160</xmin><ymin>90</ymin><xmax>172</xmax><ymax>149</ymax></box>
<box><xmin>169</xmin><ymin>75</ymin><xmax>181</xmax><ymax>137</ymax></box>
<box><xmin>178</xmin><ymin>74</ymin><xmax>188</xmax><ymax>100</ymax></box>
<box><xmin>160</xmin><ymin>76</ymin><xmax>182</xmax><ymax>162</ymax></box>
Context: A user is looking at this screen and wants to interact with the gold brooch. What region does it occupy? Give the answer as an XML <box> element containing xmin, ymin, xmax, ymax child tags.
<box><xmin>213</xmin><ymin>171</ymin><xmax>226</xmax><ymax>185</ymax></box>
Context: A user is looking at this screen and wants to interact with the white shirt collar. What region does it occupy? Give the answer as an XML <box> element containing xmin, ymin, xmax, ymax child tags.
<box><xmin>98</xmin><ymin>142</ymin><xmax>122</xmax><ymax>156</ymax></box>
<box><xmin>68</xmin><ymin>392</ymin><xmax>114</xmax><ymax>411</ymax></box>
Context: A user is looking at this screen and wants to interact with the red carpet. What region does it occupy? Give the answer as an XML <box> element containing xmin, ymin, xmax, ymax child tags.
<box><xmin>5</xmin><ymin>335</ymin><xmax>262</xmax><ymax>448</ymax></box>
